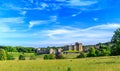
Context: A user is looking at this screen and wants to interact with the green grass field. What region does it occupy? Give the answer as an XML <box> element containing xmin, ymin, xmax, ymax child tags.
<box><xmin>1</xmin><ymin>56</ymin><xmax>120</xmax><ymax>71</ymax></box>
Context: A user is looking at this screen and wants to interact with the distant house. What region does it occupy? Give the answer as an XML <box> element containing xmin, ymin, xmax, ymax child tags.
<box><xmin>36</xmin><ymin>48</ymin><xmax>49</xmax><ymax>54</ymax></box>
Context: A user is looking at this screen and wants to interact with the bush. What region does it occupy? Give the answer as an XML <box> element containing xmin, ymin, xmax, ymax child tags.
<box><xmin>87</xmin><ymin>47</ymin><xmax>96</xmax><ymax>57</ymax></box>
<box><xmin>96</xmin><ymin>45</ymin><xmax>111</xmax><ymax>56</ymax></box>
<box><xmin>56</xmin><ymin>54</ymin><xmax>65</xmax><ymax>59</ymax></box>
<box><xmin>19</xmin><ymin>54</ymin><xmax>25</xmax><ymax>60</ymax></box>
<box><xmin>0</xmin><ymin>49</ymin><xmax>7</xmax><ymax>60</ymax></box>
<box><xmin>44</xmin><ymin>55</ymin><xmax>49</xmax><ymax>60</ymax></box>
<box><xmin>77</xmin><ymin>52</ymin><xmax>87</xmax><ymax>58</ymax></box>
<box><xmin>44</xmin><ymin>54</ymin><xmax>55</xmax><ymax>60</ymax></box>
<box><xmin>7</xmin><ymin>54</ymin><xmax>15</xmax><ymax>60</ymax></box>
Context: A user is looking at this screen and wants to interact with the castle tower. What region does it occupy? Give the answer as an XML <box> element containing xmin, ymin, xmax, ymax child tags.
<box><xmin>75</xmin><ymin>42</ymin><xmax>83</xmax><ymax>51</ymax></box>
<box><xmin>49</xmin><ymin>48</ymin><xmax>55</xmax><ymax>54</ymax></box>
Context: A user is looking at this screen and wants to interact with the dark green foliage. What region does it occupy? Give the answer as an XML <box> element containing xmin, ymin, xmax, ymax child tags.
<box><xmin>77</xmin><ymin>52</ymin><xmax>87</xmax><ymax>58</ymax></box>
<box><xmin>111</xmin><ymin>28</ymin><xmax>120</xmax><ymax>44</ymax></box>
<box><xmin>0</xmin><ymin>46</ymin><xmax>17</xmax><ymax>52</ymax></box>
<box><xmin>19</xmin><ymin>54</ymin><xmax>25</xmax><ymax>60</ymax></box>
<box><xmin>44</xmin><ymin>54</ymin><xmax>55</xmax><ymax>60</ymax></box>
<box><xmin>87</xmin><ymin>47</ymin><xmax>96</xmax><ymax>57</ymax></box>
<box><xmin>56</xmin><ymin>54</ymin><xmax>65</xmax><ymax>59</ymax></box>
<box><xmin>15</xmin><ymin>46</ymin><xmax>35</xmax><ymax>53</ymax></box>
<box><xmin>96</xmin><ymin>45</ymin><xmax>111</xmax><ymax>56</ymax></box>
<box><xmin>0</xmin><ymin>49</ymin><xmax>7</xmax><ymax>60</ymax></box>
<box><xmin>111</xmin><ymin>44</ymin><xmax>120</xmax><ymax>55</ymax></box>
<box><xmin>0</xmin><ymin>45</ymin><xmax>35</xmax><ymax>53</ymax></box>
<box><xmin>111</xmin><ymin>28</ymin><xmax>120</xmax><ymax>55</ymax></box>
<box><xmin>44</xmin><ymin>55</ymin><xmax>49</xmax><ymax>60</ymax></box>
<box><xmin>7</xmin><ymin>54</ymin><xmax>15</xmax><ymax>60</ymax></box>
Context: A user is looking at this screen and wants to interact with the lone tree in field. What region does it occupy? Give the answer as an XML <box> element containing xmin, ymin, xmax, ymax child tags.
<box><xmin>0</xmin><ymin>49</ymin><xmax>7</xmax><ymax>60</ymax></box>
<box><xmin>111</xmin><ymin>28</ymin><xmax>120</xmax><ymax>55</ymax></box>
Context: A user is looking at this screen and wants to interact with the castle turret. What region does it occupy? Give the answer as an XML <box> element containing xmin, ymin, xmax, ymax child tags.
<box><xmin>75</xmin><ymin>42</ymin><xmax>83</xmax><ymax>51</ymax></box>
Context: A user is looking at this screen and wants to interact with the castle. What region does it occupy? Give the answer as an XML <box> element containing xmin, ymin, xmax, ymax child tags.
<box><xmin>36</xmin><ymin>42</ymin><xmax>83</xmax><ymax>54</ymax></box>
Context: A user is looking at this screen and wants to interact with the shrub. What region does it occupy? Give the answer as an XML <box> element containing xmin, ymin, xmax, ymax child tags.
<box><xmin>44</xmin><ymin>54</ymin><xmax>55</xmax><ymax>60</ymax></box>
<box><xmin>56</xmin><ymin>54</ymin><xmax>65</xmax><ymax>59</ymax></box>
<box><xmin>44</xmin><ymin>55</ymin><xmax>49</xmax><ymax>60</ymax></box>
<box><xmin>7</xmin><ymin>54</ymin><xmax>15</xmax><ymax>60</ymax></box>
<box><xmin>0</xmin><ymin>49</ymin><xmax>7</xmax><ymax>60</ymax></box>
<box><xmin>19</xmin><ymin>54</ymin><xmax>25</xmax><ymax>60</ymax></box>
<box><xmin>87</xmin><ymin>47</ymin><xmax>96</xmax><ymax>57</ymax></box>
<box><xmin>77</xmin><ymin>52</ymin><xmax>87</xmax><ymax>58</ymax></box>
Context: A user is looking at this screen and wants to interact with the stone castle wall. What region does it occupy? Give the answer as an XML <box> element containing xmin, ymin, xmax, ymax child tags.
<box><xmin>36</xmin><ymin>42</ymin><xmax>83</xmax><ymax>54</ymax></box>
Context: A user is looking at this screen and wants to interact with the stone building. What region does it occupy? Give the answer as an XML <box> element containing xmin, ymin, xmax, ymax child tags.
<box><xmin>49</xmin><ymin>48</ymin><xmax>55</xmax><ymax>54</ymax></box>
<box><xmin>64</xmin><ymin>42</ymin><xmax>83</xmax><ymax>52</ymax></box>
<box><xmin>75</xmin><ymin>42</ymin><xmax>83</xmax><ymax>51</ymax></box>
<box><xmin>36</xmin><ymin>42</ymin><xmax>83</xmax><ymax>54</ymax></box>
<box><xmin>36</xmin><ymin>48</ymin><xmax>49</xmax><ymax>54</ymax></box>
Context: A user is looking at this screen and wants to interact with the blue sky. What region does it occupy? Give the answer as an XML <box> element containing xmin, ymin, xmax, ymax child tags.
<box><xmin>0</xmin><ymin>0</ymin><xmax>120</xmax><ymax>47</ymax></box>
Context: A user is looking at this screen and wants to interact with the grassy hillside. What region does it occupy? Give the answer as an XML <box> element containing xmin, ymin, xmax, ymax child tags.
<box><xmin>0</xmin><ymin>56</ymin><xmax>120</xmax><ymax>71</ymax></box>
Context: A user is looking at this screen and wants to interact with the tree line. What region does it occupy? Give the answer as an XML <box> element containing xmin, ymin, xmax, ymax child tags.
<box><xmin>0</xmin><ymin>46</ymin><xmax>36</xmax><ymax>53</ymax></box>
<box><xmin>77</xmin><ymin>28</ymin><xmax>120</xmax><ymax>58</ymax></box>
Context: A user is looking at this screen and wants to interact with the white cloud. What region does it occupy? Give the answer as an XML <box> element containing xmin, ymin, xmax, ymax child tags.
<box><xmin>36</xmin><ymin>23</ymin><xmax>120</xmax><ymax>45</ymax></box>
<box><xmin>20</xmin><ymin>11</ymin><xmax>27</xmax><ymax>15</ymax></box>
<box><xmin>29</xmin><ymin>20</ymin><xmax>47</xmax><ymax>28</ymax></box>
<box><xmin>86</xmin><ymin>23</ymin><xmax>120</xmax><ymax>30</ymax></box>
<box><xmin>67</xmin><ymin>0</ymin><xmax>97</xmax><ymax>6</ymax></box>
<box><xmin>41</xmin><ymin>3</ymin><xmax>48</xmax><ymax>9</ymax></box>
<box><xmin>0</xmin><ymin>17</ymin><xmax>24</xmax><ymax>24</ymax></box>
<box><xmin>72</xmin><ymin>11</ymin><xmax>82</xmax><ymax>17</ymax></box>
<box><xmin>0</xmin><ymin>24</ymin><xmax>16</xmax><ymax>33</ymax></box>
<box><xmin>0</xmin><ymin>17</ymin><xmax>24</xmax><ymax>32</ymax></box>
<box><xmin>29</xmin><ymin>16</ymin><xmax>57</xmax><ymax>28</ymax></box>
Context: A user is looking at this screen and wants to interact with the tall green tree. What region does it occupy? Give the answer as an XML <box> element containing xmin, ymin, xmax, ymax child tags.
<box><xmin>111</xmin><ymin>28</ymin><xmax>120</xmax><ymax>55</ymax></box>
<box><xmin>111</xmin><ymin>28</ymin><xmax>120</xmax><ymax>44</ymax></box>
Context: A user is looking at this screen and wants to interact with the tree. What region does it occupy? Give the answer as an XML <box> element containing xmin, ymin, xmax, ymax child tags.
<box><xmin>87</xmin><ymin>47</ymin><xmax>96</xmax><ymax>57</ymax></box>
<box><xmin>7</xmin><ymin>54</ymin><xmax>15</xmax><ymax>60</ymax></box>
<box><xmin>77</xmin><ymin>52</ymin><xmax>87</xmax><ymax>58</ymax></box>
<box><xmin>0</xmin><ymin>49</ymin><xmax>7</xmax><ymax>60</ymax></box>
<box><xmin>19</xmin><ymin>54</ymin><xmax>25</xmax><ymax>60</ymax></box>
<box><xmin>96</xmin><ymin>45</ymin><xmax>110</xmax><ymax>56</ymax></box>
<box><xmin>111</xmin><ymin>28</ymin><xmax>120</xmax><ymax>55</ymax></box>
<box><xmin>111</xmin><ymin>28</ymin><xmax>120</xmax><ymax>44</ymax></box>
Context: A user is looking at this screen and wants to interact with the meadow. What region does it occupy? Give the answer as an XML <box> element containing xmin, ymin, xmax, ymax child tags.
<box><xmin>0</xmin><ymin>56</ymin><xmax>120</xmax><ymax>71</ymax></box>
